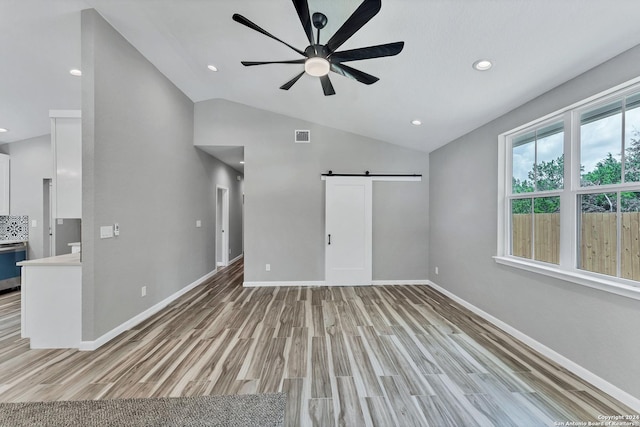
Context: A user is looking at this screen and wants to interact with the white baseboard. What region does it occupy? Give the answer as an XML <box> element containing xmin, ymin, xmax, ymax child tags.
<box><xmin>217</xmin><ymin>254</ymin><xmax>243</xmax><ymax>268</ymax></box>
<box><xmin>428</xmin><ymin>280</ymin><xmax>640</xmax><ymax>413</ymax></box>
<box><xmin>229</xmin><ymin>254</ymin><xmax>244</xmax><ymax>265</ymax></box>
<box><xmin>243</xmin><ymin>280</ymin><xmax>325</xmax><ymax>287</ymax></box>
<box><xmin>244</xmin><ymin>278</ymin><xmax>430</xmax><ymax>287</ymax></box>
<box><xmin>79</xmin><ymin>268</ymin><xmax>218</xmax><ymax>351</ymax></box>
<box><xmin>372</xmin><ymin>279</ymin><xmax>429</xmax><ymax>286</ymax></box>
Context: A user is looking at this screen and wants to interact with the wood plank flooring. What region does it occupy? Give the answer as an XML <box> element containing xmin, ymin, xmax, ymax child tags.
<box><xmin>0</xmin><ymin>260</ymin><xmax>638</xmax><ymax>426</ymax></box>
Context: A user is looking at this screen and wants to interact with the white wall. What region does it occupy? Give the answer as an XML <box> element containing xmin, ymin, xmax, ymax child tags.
<box><xmin>429</xmin><ymin>44</ymin><xmax>640</xmax><ymax>400</ymax></box>
<box><xmin>0</xmin><ymin>134</ymin><xmax>52</xmax><ymax>260</ymax></box>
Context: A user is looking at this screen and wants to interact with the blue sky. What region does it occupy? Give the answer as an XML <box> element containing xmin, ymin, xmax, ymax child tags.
<box><xmin>512</xmin><ymin>105</ymin><xmax>640</xmax><ymax>185</ymax></box>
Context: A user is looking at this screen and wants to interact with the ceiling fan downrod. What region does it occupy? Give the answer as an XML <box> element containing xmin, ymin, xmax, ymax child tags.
<box><xmin>312</xmin><ymin>12</ymin><xmax>327</xmax><ymax>45</ymax></box>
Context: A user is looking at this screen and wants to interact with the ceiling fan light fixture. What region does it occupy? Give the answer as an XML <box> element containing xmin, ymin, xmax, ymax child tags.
<box><xmin>304</xmin><ymin>57</ymin><xmax>330</xmax><ymax>77</ymax></box>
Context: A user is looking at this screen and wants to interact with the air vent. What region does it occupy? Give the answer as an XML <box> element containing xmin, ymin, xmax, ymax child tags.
<box><xmin>295</xmin><ymin>130</ymin><xmax>310</xmax><ymax>143</ymax></box>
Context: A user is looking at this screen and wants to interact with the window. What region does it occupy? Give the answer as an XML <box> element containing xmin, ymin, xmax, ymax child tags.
<box><xmin>577</xmin><ymin>94</ymin><xmax>640</xmax><ymax>280</ymax></box>
<box><xmin>509</xmin><ymin>121</ymin><xmax>563</xmax><ymax>265</ymax></box>
<box><xmin>497</xmin><ymin>81</ymin><xmax>640</xmax><ymax>300</ymax></box>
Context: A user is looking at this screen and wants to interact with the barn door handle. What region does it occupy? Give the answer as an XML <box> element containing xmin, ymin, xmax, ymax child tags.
<box><xmin>328</xmin><ymin>234</ymin><xmax>331</xmax><ymax>245</ymax></box>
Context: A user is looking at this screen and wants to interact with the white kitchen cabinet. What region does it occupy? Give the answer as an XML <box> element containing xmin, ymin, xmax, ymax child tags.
<box><xmin>50</xmin><ymin>110</ymin><xmax>81</xmax><ymax>218</ymax></box>
<box><xmin>0</xmin><ymin>154</ymin><xmax>9</xmax><ymax>215</ymax></box>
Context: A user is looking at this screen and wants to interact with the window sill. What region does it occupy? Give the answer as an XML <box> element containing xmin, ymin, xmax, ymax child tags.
<box><xmin>493</xmin><ymin>256</ymin><xmax>640</xmax><ymax>302</ymax></box>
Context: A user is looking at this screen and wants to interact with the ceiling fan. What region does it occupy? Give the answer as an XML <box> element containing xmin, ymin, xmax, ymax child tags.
<box><xmin>232</xmin><ymin>0</ymin><xmax>404</xmax><ymax>96</ymax></box>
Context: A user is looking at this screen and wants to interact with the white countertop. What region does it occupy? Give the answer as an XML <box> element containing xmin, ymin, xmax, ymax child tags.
<box><xmin>18</xmin><ymin>253</ymin><xmax>81</xmax><ymax>267</ymax></box>
<box><xmin>0</xmin><ymin>240</ymin><xmax>28</xmax><ymax>245</ymax></box>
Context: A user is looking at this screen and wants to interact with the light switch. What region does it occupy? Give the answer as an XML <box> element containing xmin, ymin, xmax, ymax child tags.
<box><xmin>100</xmin><ymin>225</ymin><xmax>114</xmax><ymax>239</ymax></box>
<box><xmin>114</xmin><ymin>223</ymin><xmax>120</xmax><ymax>236</ymax></box>
<box><xmin>31</xmin><ymin>220</ymin><xmax>37</xmax><ymax>227</ymax></box>
<box><xmin>57</xmin><ymin>218</ymin><xmax>64</xmax><ymax>225</ymax></box>
<box><xmin>196</xmin><ymin>220</ymin><xmax>202</xmax><ymax>228</ymax></box>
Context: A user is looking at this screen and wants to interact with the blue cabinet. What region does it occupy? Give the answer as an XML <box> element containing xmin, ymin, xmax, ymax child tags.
<box><xmin>0</xmin><ymin>242</ymin><xmax>26</xmax><ymax>290</ymax></box>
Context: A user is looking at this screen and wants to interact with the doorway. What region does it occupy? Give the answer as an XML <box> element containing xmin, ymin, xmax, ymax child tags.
<box><xmin>325</xmin><ymin>177</ymin><xmax>372</xmax><ymax>285</ymax></box>
<box><xmin>216</xmin><ymin>186</ymin><xmax>229</xmax><ymax>267</ymax></box>
<box><xmin>43</xmin><ymin>179</ymin><xmax>54</xmax><ymax>257</ymax></box>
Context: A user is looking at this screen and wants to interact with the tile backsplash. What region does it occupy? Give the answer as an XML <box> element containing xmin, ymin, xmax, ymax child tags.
<box><xmin>0</xmin><ymin>215</ymin><xmax>29</xmax><ymax>241</ymax></box>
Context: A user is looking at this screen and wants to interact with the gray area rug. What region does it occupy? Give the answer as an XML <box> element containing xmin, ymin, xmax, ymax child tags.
<box><xmin>0</xmin><ymin>393</ymin><xmax>286</xmax><ymax>427</ymax></box>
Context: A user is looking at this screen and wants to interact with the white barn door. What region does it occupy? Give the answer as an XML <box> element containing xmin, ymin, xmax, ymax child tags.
<box><xmin>325</xmin><ymin>177</ymin><xmax>372</xmax><ymax>285</ymax></box>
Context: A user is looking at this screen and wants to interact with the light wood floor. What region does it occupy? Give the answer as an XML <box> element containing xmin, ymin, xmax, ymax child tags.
<box><xmin>0</xmin><ymin>260</ymin><xmax>637</xmax><ymax>426</ymax></box>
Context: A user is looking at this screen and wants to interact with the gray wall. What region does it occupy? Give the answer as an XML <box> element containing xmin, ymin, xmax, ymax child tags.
<box><xmin>55</xmin><ymin>218</ymin><xmax>81</xmax><ymax>255</ymax></box>
<box><xmin>1</xmin><ymin>134</ymin><xmax>52</xmax><ymax>260</ymax></box>
<box><xmin>81</xmin><ymin>10</ymin><xmax>222</xmax><ymax>340</ymax></box>
<box><xmin>194</xmin><ymin>99</ymin><xmax>429</xmax><ymax>283</ymax></box>
<box><xmin>203</xmin><ymin>150</ymin><xmax>244</xmax><ymax>263</ymax></box>
<box><xmin>429</xmin><ymin>44</ymin><xmax>640</xmax><ymax>399</ymax></box>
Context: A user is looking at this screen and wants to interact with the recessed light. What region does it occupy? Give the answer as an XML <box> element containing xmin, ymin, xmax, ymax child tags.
<box><xmin>239</xmin><ymin>161</ymin><xmax>245</xmax><ymax>164</ymax></box>
<box><xmin>472</xmin><ymin>60</ymin><xmax>492</xmax><ymax>71</ymax></box>
<box><xmin>411</xmin><ymin>120</ymin><xmax>422</xmax><ymax>126</ymax></box>
<box><xmin>70</xmin><ymin>69</ymin><xmax>82</xmax><ymax>77</ymax></box>
<box><xmin>207</xmin><ymin>65</ymin><xmax>218</xmax><ymax>72</ymax></box>
<box><xmin>0</xmin><ymin>128</ymin><xmax>8</xmax><ymax>133</ymax></box>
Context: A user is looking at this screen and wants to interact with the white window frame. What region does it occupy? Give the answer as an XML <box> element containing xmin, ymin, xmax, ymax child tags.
<box><xmin>496</xmin><ymin>77</ymin><xmax>640</xmax><ymax>302</ymax></box>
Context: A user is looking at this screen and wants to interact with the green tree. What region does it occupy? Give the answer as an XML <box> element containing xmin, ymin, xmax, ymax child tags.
<box><xmin>512</xmin><ymin>155</ymin><xmax>563</xmax><ymax>214</ymax></box>
<box><xmin>512</xmin><ymin>155</ymin><xmax>563</xmax><ymax>194</ymax></box>
<box><xmin>580</xmin><ymin>154</ymin><xmax>620</xmax><ymax>212</ymax></box>
<box><xmin>624</xmin><ymin>128</ymin><xmax>640</xmax><ymax>182</ymax></box>
<box><xmin>536</xmin><ymin>156</ymin><xmax>564</xmax><ymax>192</ymax></box>
<box><xmin>581</xmin><ymin>153</ymin><xmax>621</xmax><ymax>187</ymax></box>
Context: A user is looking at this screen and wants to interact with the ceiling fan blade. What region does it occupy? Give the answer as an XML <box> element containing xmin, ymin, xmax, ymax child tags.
<box><xmin>233</xmin><ymin>14</ymin><xmax>306</xmax><ymax>57</ymax></box>
<box><xmin>280</xmin><ymin>71</ymin><xmax>305</xmax><ymax>90</ymax></box>
<box><xmin>330</xmin><ymin>41</ymin><xmax>404</xmax><ymax>63</ymax></box>
<box><xmin>292</xmin><ymin>0</ymin><xmax>315</xmax><ymax>46</ymax></box>
<box><xmin>330</xmin><ymin>63</ymin><xmax>379</xmax><ymax>85</ymax></box>
<box><xmin>320</xmin><ymin>75</ymin><xmax>336</xmax><ymax>96</ymax></box>
<box><xmin>241</xmin><ymin>59</ymin><xmax>306</xmax><ymax>66</ymax></box>
<box><xmin>326</xmin><ymin>0</ymin><xmax>381</xmax><ymax>53</ymax></box>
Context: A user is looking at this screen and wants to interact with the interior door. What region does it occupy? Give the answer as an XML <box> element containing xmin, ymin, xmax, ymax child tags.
<box><xmin>325</xmin><ymin>177</ymin><xmax>372</xmax><ymax>285</ymax></box>
<box><xmin>216</xmin><ymin>186</ymin><xmax>229</xmax><ymax>267</ymax></box>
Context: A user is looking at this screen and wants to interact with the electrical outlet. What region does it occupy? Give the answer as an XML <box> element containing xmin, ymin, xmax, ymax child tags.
<box><xmin>196</xmin><ymin>220</ymin><xmax>202</xmax><ymax>228</ymax></box>
<box><xmin>435</xmin><ymin>266</ymin><xmax>439</xmax><ymax>275</ymax></box>
<box><xmin>141</xmin><ymin>286</ymin><xmax>147</xmax><ymax>297</ymax></box>
<box><xmin>266</xmin><ymin>264</ymin><xmax>271</xmax><ymax>272</ymax></box>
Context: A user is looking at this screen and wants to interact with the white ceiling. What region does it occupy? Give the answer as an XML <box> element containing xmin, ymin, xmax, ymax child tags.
<box><xmin>2</xmin><ymin>0</ymin><xmax>640</xmax><ymax>155</ymax></box>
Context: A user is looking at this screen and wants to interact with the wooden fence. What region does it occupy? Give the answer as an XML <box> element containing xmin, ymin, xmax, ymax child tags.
<box><xmin>512</xmin><ymin>212</ymin><xmax>640</xmax><ymax>280</ymax></box>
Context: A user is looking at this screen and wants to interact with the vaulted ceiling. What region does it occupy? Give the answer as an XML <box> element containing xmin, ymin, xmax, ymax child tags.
<box><xmin>2</xmin><ymin>0</ymin><xmax>640</xmax><ymax>153</ymax></box>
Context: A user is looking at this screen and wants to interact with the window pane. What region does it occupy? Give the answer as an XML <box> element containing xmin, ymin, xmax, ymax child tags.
<box><xmin>580</xmin><ymin>101</ymin><xmax>622</xmax><ymax>187</ymax></box>
<box><xmin>511</xmin><ymin>199</ymin><xmax>532</xmax><ymax>259</ymax></box>
<box><xmin>579</xmin><ymin>193</ymin><xmax>617</xmax><ymax>277</ymax></box>
<box><xmin>533</xmin><ymin>197</ymin><xmax>560</xmax><ymax>264</ymax></box>
<box><xmin>621</xmin><ymin>192</ymin><xmax>640</xmax><ymax>280</ymax></box>
<box><xmin>512</xmin><ymin>132</ymin><xmax>535</xmax><ymax>193</ymax></box>
<box><xmin>536</xmin><ymin>122</ymin><xmax>564</xmax><ymax>191</ymax></box>
<box><xmin>624</xmin><ymin>93</ymin><xmax>640</xmax><ymax>182</ymax></box>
